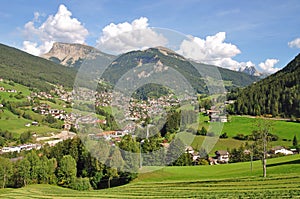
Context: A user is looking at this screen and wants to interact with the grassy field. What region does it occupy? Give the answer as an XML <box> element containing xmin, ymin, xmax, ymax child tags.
<box><xmin>188</xmin><ymin>114</ymin><xmax>299</xmax><ymax>154</ymax></box>
<box><xmin>223</xmin><ymin>115</ymin><xmax>299</xmax><ymax>139</ymax></box>
<box><xmin>0</xmin><ymin>109</ymin><xmax>59</xmax><ymax>137</ymax></box>
<box><xmin>1</xmin><ymin>155</ymin><xmax>299</xmax><ymax>198</ymax></box>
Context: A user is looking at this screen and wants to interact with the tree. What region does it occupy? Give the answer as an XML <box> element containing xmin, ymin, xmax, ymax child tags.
<box><xmin>252</xmin><ymin>119</ymin><xmax>273</xmax><ymax>178</ymax></box>
<box><xmin>16</xmin><ymin>158</ymin><xmax>31</xmax><ymax>187</ymax></box>
<box><xmin>20</xmin><ymin>131</ymin><xmax>31</xmax><ymax>144</ymax></box>
<box><xmin>106</xmin><ymin>167</ymin><xmax>118</xmax><ymax>188</ymax></box>
<box><xmin>57</xmin><ymin>155</ymin><xmax>77</xmax><ymax>186</ymax></box>
<box><xmin>106</xmin><ymin>147</ymin><xmax>124</xmax><ymax>171</ymax></box>
<box><xmin>197</xmin><ymin>127</ymin><xmax>207</xmax><ymax>136</ymax></box>
<box><xmin>293</xmin><ymin>135</ymin><xmax>298</xmax><ymax>147</ymax></box>
<box><xmin>26</xmin><ymin>151</ymin><xmax>41</xmax><ymax>183</ymax></box>
<box><xmin>166</xmin><ymin>137</ymin><xmax>186</xmax><ymax>166</ymax></box>
<box><xmin>0</xmin><ymin>157</ymin><xmax>13</xmax><ymax>188</ymax></box>
<box><xmin>118</xmin><ymin>135</ymin><xmax>140</xmax><ymax>173</ymax></box>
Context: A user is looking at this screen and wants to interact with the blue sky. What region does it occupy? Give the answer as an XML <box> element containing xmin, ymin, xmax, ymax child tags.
<box><xmin>0</xmin><ymin>0</ymin><xmax>300</xmax><ymax>73</ymax></box>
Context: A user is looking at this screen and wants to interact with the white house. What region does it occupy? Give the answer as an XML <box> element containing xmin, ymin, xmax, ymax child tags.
<box><xmin>215</xmin><ymin>150</ymin><xmax>229</xmax><ymax>163</ymax></box>
<box><xmin>271</xmin><ymin>146</ymin><xmax>294</xmax><ymax>155</ymax></box>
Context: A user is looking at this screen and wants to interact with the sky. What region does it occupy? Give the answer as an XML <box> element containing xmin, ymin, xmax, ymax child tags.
<box><xmin>0</xmin><ymin>0</ymin><xmax>300</xmax><ymax>73</ymax></box>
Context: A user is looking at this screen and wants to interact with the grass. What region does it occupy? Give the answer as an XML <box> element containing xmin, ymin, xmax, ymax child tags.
<box><xmin>1</xmin><ymin>155</ymin><xmax>299</xmax><ymax>198</ymax></box>
<box><xmin>188</xmin><ymin>114</ymin><xmax>299</xmax><ymax>154</ymax></box>
<box><xmin>223</xmin><ymin>115</ymin><xmax>300</xmax><ymax>140</ymax></box>
<box><xmin>0</xmin><ymin>109</ymin><xmax>59</xmax><ymax>137</ymax></box>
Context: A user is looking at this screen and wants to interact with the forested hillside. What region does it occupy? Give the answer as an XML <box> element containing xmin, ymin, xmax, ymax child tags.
<box><xmin>0</xmin><ymin>44</ymin><xmax>76</xmax><ymax>91</ymax></box>
<box><xmin>102</xmin><ymin>47</ymin><xmax>259</xmax><ymax>95</ymax></box>
<box><xmin>230</xmin><ymin>53</ymin><xmax>300</xmax><ymax>118</ymax></box>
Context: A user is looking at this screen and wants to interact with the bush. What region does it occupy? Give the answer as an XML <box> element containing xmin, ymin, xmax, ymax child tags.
<box><xmin>197</xmin><ymin>158</ymin><xmax>209</xmax><ymax>165</ymax></box>
<box><xmin>197</xmin><ymin>127</ymin><xmax>207</xmax><ymax>136</ymax></box>
<box><xmin>233</xmin><ymin>134</ymin><xmax>247</xmax><ymax>140</ymax></box>
<box><xmin>220</xmin><ymin>132</ymin><xmax>228</xmax><ymax>139</ymax></box>
<box><xmin>70</xmin><ymin>177</ymin><xmax>92</xmax><ymax>191</ymax></box>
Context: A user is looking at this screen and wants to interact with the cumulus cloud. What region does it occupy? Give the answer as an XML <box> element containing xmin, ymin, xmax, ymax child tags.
<box><xmin>96</xmin><ymin>17</ymin><xmax>168</xmax><ymax>54</ymax></box>
<box><xmin>177</xmin><ymin>32</ymin><xmax>242</xmax><ymax>70</ymax></box>
<box><xmin>258</xmin><ymin>59</ymin><xmax>280</xmax><ymax>74</ymax></box>
<box><xmin>288</xmin><ymin>38</ymin><xmax>300</xmax><ymax>48</ymax></box>
<box><xmin>22</xmin><ymin>4</ymin><xmax>88</xmax><ymax>56</ymax></box>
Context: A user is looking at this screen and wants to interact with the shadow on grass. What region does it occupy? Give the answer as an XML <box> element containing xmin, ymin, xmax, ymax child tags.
<box><xmin>267</xmin><ymin>159</ymin><xmax>300</xmax><ymax>168</ymax></box>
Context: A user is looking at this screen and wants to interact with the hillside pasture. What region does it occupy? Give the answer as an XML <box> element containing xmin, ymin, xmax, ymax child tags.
<box><xmin>0</xmin><ymin>155</ymin><xmax>299</xmax><ymax>198</ymax></box>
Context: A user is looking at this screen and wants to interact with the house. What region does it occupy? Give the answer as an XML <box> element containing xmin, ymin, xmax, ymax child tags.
<box><xmin>215</xmin><ymin>150</ymin><xmax>229</xmax><ymax>163</ymax></box>
<box><xmin>207</xmin><ymin>110</ymin><xmax>220</xmax><ymax>116</ymax></box>
<box><xmin>270</xmin><ymin>146</ymin><xmax>293</xmax><ymax>155</ymax></box>
<box><xmin>63</xmin><ymin>122</ymin><xmax>72</xmax><ymax>130</ymax></box>
<box><xmin>32</xmin><ymin>121</ymin><xmax>39</xmax><ymax>126</ymax></box>
<box><xmin>210</xmin><ymin>115</ymin><xmax>228</xmax><ymax>122</ymax></box>
<box><xmin>185</xmin><ymin>146</ymin><xmax>194</xmax><ymax>154</ymax></box>
<box><xmin>95</xmin><ymin>130</ymin><xmax>127</xmax><ymax>140</ymax></box>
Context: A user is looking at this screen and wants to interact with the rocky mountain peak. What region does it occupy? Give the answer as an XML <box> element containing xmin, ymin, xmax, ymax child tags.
<box><xmin>42</xmin><ymin>42</ymin><xmax>103</xmax><ymax>67</ymax></box>
<box><xmin>239</xmin><ymin>65</ymin><xmax>262</xmax><ymax>77</ymax></box>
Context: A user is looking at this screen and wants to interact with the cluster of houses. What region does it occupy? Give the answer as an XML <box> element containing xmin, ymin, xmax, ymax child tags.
<box><xmin>30</xmin><ymin>91</ymin><xmax>53</xmax><ymax>100</ymax></box>
<box><xmin>0</xmin><ymin>143</ymin><xmax>41</xmax><ymax>154</ymax></box>
<box><xmin>32</xmin><ymin>104</ymin><xmax>68</xmax><ymax>120</ymax></box>
<box><xmin>0</xmin><ymin>86</ymin><xmax>17</xmax><ymax>93</ymax></box>
<box><xmin>125</xmin><ymin>95</ymin><xmax>181</xmax><ymax>122</ymax></box>
<box><xmin>184</xmin><ymin>145</ymin><xmax>297</xmax><ymax>165</ymax></box>
<box><xmin>0</xmin><ymin>131</ymin><xmax>77</xmax><ymax>154</ymax></box>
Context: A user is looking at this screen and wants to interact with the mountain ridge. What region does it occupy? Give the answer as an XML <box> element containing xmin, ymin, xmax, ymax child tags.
<box><xmin>42</xmin><ymin>42</ymin><xmax>115</xmax><ymax>67</ymax></box>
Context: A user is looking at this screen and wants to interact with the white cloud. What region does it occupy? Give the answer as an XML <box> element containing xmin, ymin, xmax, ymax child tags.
<box><xmin>177</xmin><ymin>32</ymin><xmax>241</xmax><ymax>70</ymax></box>
<box><xmin>22</xmin><ymin>4</ymin><xmax>88</xmax><ymax>56</ymax></box>
<box><xmin>258</xmin><ymin>59</ymin><xmax>279</xmax><ymax>74</ymax></box>
<box><xmin>288</xmin><ymin>38</ymin><xmax>300</xmax><ymax>48</ymax></box>
<box><xmin>96</xmin><ymin>17</ymin><xmax>168</xmax><ymax>54</ymax></box>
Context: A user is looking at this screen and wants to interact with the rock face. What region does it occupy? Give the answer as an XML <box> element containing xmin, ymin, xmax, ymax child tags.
<box><xmin>42</xmin><ymin>42</ymin><xmax>110</xmax><ymax>67</ymax></box>
<box><xmin>239</xmin><ymin>65</ymin><xmax>262</xmax><ymax>77</ymax></box>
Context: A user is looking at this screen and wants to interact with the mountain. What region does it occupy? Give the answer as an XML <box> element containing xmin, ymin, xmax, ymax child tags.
<box><xmin>42</xmin><ymin>42</ymin><xmax>115</xmax><ymax>68</ymax></box>
<box><xmin>239</xmin><ymin>66</ymin><xmax>262</xmax><ymax>77</ymax></box>
<box><xmin>231</xmin><ymin>53</ymin><xmax>300</xmax><ymax>118</ymax></box>
<box><xmin>0</xmin><ymin>43</ymin><xmax>76</xmax><ymax>91</ymax></box>
<box><xmin>102</xmin><ymin>47</ymin><xmax>259</xmax><ymax>94</ymax></box>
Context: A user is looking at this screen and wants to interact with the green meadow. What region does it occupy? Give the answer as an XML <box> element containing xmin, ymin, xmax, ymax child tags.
<box><xmin>1</xmin><ymin>155</ymin><xmax>299</xmax><ymax>198</ymax></box>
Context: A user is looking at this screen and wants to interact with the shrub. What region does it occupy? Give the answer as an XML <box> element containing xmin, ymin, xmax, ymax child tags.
<box><xmin>233</xmin><ymin>134</ymin><xmax>247</xmax><ymax>140</ymax></box>
<box><xmin>70</xmin><ymin>177</ymin><xmax>92</xmax><ymax>191</ymax></box>
<box><xmin>220</xmin><ymin>132</ymin><xmax>228</xmax><ymax>139</ymax></box>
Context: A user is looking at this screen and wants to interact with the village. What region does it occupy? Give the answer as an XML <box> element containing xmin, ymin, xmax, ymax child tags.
<box><xmin>0</xmin><ymin>82</ymin><xmax>298</xmax><ymax>166</ymax></box>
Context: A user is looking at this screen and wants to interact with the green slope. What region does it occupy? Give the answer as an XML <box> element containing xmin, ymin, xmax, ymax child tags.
<box><xmin>1</xmin><ymin>155</ymin><xmax>299</xmax><ymax>198</ymax></box>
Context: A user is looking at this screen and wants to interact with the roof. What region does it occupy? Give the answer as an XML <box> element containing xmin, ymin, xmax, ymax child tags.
<box><xmin>215</xmin><ymin>150</ymin><xmax>229</xmax><ymax>155</ymax></box>
<box><xmin>271</xmin><ymin>146</ymin><xmax>285</xmax><ymax>151</ymax></box>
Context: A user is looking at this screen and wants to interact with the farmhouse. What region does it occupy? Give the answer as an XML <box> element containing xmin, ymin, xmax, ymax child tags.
<box><xmin>210</xmin><ymin>115</ymin><xmax>228</xmax><ymax>122</ymax></box>
<box><xmin>215</xmin><ymin>150</ymin><xmax>230</xmax><ymax>163</ymax></box>
<box><xmin>270</xmin><ymin>146</ymin><xmax>293</xmax><ymax>155</ymax></box>
<box><xmin>95</xmin><ymin>130</ymin><xmax>127</xmax><ymax>141</ymax></box>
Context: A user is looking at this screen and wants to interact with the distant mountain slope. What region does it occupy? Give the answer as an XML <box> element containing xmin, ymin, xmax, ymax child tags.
<box><xmin>232</xmin><ymin>53</ymin><xmax>300</xmax><ymax>118</ymax></box>
<box><xmin>0</xmin><ymin>43</ymin><xmax>76</xmax><ymax>91</ymax></box>
<box><xmin>102</xmin><ymin>47</ymin><xmax>259</xmax><ymax>94</ymax></box>
<box><xmin>42</xmin><ymin>42</ymin><xmax>115</xmax><ymax>68</ymax></box>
